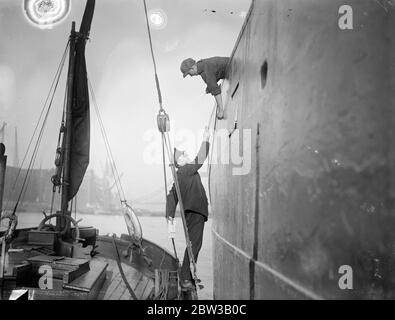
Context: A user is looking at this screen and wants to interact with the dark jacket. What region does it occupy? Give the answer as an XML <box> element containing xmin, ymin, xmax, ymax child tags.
<box><xmin>166</xmin><ymin>141</ymin><xmax>210</xmax><ymax>220</ymax></box>
<box><xmin>197</xmin><ymin>57</ymin><xmax>229</xmax><ymax>96</ymax></box>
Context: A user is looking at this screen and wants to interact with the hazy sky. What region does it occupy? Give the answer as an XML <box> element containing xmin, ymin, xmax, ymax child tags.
<box><xmin>0</xmin><ymin>0</ymin><xmax>249</xmax><ymax>203</ymax></box>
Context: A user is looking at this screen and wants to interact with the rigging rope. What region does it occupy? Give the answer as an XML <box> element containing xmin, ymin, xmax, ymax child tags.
<box><xmin>161</xmin><ymin>133</ymin><xmax>169</xmax><ymax>217</ymax></box>
<box><xmin>207</xmin><ymin>102</ymin><xmax>218</xmax><ymax>205</ymax></box>
<box><xmin>88</xmin><ymin>78</ymin><xmax>126</xmax><ymax>204</ymax></box>
<box><xmin>141</xmin><ymin>0</ymin><xmax>201</xmax><ymax>294</ymax></box>
<box><xmin>88</xmin><ymin>75</ymin><xmax>144</xmax><ymax>297</ymax></box>
<box><xmin>88</xmin><ymin>76</ymin><xmax>144</xmax><ymax>247</ymax></box>
<box><xmin>4</xmin><ymin>41</ymin><xmax>70</xmax><ymax>216</ymax></box>
<box><xmin>162</xmin><ymin>132</ymin><xmax>199</xmax><ymax>275</ymax></box>
<box><xmin>50</xmin><ymin>65</ymin><xmax>70</xmax><ymax>194</ymax></box>
<box><xmin>142</xmin><ymin>0</ymin><xmax>163</xmax><ymax>109</ymax></box>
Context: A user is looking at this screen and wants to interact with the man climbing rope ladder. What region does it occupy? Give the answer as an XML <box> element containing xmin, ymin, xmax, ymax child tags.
<box><xmin>166</xmin><ymin>127</ymin><xmax>211</xmax><ymax>291</ymax></box>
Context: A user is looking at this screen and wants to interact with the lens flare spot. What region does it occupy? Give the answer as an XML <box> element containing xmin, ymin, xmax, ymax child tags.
<box><xmin>148</xmin><ymin>9</ymin><xmax>167</xmax><ymax>30</ymax></box>
<box><xmin>23</xmin><ymin>0</ymin><xmax>71</xmax><ymax>29</ymax></box>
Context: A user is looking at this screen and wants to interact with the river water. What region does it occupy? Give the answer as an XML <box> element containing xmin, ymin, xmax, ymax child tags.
<box><xmin>8</xmin><ymin>212</ymin><xmax>214</xmax><ymax>300</ymax></box>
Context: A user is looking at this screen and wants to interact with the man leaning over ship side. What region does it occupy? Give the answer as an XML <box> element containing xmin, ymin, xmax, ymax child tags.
<box><xmin>180</xmin><ymin>56</ymin><xmax>229</xmax><ymax>120</ymax></box>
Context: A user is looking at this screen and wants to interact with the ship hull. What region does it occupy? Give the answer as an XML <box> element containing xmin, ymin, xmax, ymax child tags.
<box><xmin>210</xmin><ymin>0</ymin><xmax>395</xmax><ymax>299</ymax></box>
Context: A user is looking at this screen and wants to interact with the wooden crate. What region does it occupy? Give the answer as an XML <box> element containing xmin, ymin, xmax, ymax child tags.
<box><xmin>27</xmin><ymin>255</ymin><xmax>90</xmax><ymax>284</ymax></box>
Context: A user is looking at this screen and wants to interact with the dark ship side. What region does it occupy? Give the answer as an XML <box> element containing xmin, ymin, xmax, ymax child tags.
<box><xmin>209</xmin><ymin>0</ymin><xmax>395</xmax><ymax>299</ymax></box>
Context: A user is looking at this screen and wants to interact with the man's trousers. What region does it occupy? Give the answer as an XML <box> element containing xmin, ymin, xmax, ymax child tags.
<box><xmin>180</xmin><ymin>210</ymin><xmax>206</xmax><ymax>282</ymax></box>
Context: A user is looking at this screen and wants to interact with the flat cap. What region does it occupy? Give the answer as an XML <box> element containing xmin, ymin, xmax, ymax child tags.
<box><xmin>180</xmin><ymin>58</ymin><xmax>196</xmax><ymax>78</ymax></box>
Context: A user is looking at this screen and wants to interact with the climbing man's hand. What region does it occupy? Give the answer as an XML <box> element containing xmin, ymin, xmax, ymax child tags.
<box><xmin>214</xmin><ymin>94</ymin><xmax>224</xmax><ymax>120</ymax></box>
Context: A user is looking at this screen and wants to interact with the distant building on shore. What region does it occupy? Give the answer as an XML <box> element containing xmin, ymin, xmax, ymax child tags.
<box><xmin>2</xmin><ymin>166</ymin><xmax>117</xmax><ymax>214</ymax></box>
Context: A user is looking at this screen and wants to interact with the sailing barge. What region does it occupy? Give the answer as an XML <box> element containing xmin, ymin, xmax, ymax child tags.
<box><xmin>0</xmin><ymin>0</ymin><xmax>180</xmax><ymax>300</ymax></box>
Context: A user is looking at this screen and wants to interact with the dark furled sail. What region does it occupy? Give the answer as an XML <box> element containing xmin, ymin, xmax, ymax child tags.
<box><xmin>68</xmin><ymin>0</ymin><xmax>95</xmax><ymax>201</ymax></box>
